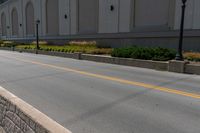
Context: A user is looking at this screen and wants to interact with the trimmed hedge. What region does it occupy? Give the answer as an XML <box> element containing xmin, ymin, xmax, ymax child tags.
<box><xmin>111</xmin><ymin>46</ymin><xmax>176</xmax><ymax>61</ymax></box>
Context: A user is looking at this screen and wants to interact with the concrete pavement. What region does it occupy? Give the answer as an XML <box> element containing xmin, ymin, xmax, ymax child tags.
<box><xmin>0</xmin><ymin>50</ymin><xmax>200</xmax><ymax>133</ymax></box>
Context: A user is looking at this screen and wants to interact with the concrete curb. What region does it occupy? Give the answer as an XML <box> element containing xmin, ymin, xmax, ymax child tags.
<box><xmin>1</xmin><ymin>48</ymin><xmax>200</xmax><ymax>75</ymax></box>
<box><xmin>0</xmin><ymin>86</ymin><xmax>72</xmax><ymax>133</ymax></box>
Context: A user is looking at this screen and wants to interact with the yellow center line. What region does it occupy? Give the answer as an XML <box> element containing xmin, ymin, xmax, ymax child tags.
<box><xmin>2</xmin><ymin>55</ymin><xmax>200</xmax><ymax>99</ymax></box>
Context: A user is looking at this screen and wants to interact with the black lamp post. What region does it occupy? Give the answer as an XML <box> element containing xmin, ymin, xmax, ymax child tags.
<box><xmin>175</xmin><ymin>0</ymin><xmax>187</xmax><ymax>60</ymax></box>
<box><xmin>36</xmin><ymin>19</ymin><xmax>40</xmax><ymax>54</ymax></box>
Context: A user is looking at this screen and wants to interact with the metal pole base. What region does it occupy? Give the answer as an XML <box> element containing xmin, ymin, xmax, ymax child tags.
<box><xmin>175</xmin><ymin>53</ymin><xmax>183</xmax><ymax>61</ymax></box>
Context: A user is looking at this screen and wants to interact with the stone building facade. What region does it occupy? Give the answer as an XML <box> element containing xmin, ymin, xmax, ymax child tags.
<box><xmin>0</xmin><ymin>0</ymin><xmax>200</xmax><ymax>50</ymax></box>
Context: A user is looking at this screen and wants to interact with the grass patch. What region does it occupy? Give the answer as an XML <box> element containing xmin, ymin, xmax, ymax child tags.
<box><xmin>184</xmin><ymin>52</ymin><xmax>200</xmax><ymax>62</ymax></box>
<box><xmin>0</xmin><ymin>41</ymin><xmax>18</xmax><ymax>47</ymax></box>
<box><xmin>15</xmin><ymin>42</ymin><xmax>112</xmax><ymax>55</ymax></box>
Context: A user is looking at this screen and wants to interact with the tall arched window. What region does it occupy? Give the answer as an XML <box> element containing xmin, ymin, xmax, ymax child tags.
<box><xmin>1</xmin><ymin>12</ymin><xmax>7</xmax><ymax>36</ymax></box>
<box><xmin>26</xmin><ymin>2</ymin><xmax>35</xmax><ymax>36</ymax></box>
<box><xmin>46</xmin><ymin>0</ymin><xmax>59</xmax><ymax>35</ymax></box>
<box><xmin>11</xmin><ymin>8</ymin><xmax>19</xmax><ymax>36</ymax></box>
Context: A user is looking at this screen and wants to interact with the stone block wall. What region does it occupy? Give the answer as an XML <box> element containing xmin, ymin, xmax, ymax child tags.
<box><xmin>0</xmin><ymin>85</ymin><xmax>71</xmax><ymax>133</ymax></box>
<box><xmin>0</xmin><ymin>96</ymin><xmax>48</xmax><ymax>133</ymax></box>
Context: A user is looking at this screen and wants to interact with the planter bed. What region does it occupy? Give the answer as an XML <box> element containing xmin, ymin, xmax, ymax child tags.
<box><xmin>1</xmin><ymin>47</ymin><xmax>200</xmax><ymax>75</ymax></box>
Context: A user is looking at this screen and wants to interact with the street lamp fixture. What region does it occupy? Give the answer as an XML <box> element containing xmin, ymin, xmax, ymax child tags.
<box><xmin>175</xmin><ymin>0</ymin><xmax>187</xmax><ymax>60</ymax></box>
<box><xmin>36</xmin><ymin>19</ymin><xmax>40</xmax><ymax>54</ymax></box>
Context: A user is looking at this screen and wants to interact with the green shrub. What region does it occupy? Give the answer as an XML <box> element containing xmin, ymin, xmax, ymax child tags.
<box><xmin>60</xmin><ymin>49</ymin><xmax>64</xmax><ymax>52</ymax></box>
<box><xmin>152</xmin><ymin>47</ymin><xmax>176</xmax><ymax>61</ymax></box>
<box><xmin>65</xmin><ymin>49</ymin><xmax>69</xmax><ymax>53</ymax></box>
<box><xmin>111</xmin><ymin>47</ymin><xmax>136</xmax><ymax>58</ymax></box>
<box><xmin>111</xmin><ymin>46</ymin><xmax>176</xmax><ymax>61</ymax></box>
<box><xmin>0</xmin><ymin>40</ymin><xmax>4</xmax><ymax>44</ymax></box>
<box><xmin>131</xmin><ymin>47</ymin><xmax>154</xmax><ymax>60</ymax></box>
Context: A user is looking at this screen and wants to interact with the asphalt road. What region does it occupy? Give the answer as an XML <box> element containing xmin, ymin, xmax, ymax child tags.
<box><xmin>0</xmin><ymin>50</ymin><xmax>200</xmax><ymax>133</ymax></box>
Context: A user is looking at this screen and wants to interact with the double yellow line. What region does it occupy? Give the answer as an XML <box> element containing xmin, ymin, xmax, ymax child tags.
<box><xmin>2</xmin><ymin>55</ymin><xmax>200</xmax><ymax>99</ymax></box>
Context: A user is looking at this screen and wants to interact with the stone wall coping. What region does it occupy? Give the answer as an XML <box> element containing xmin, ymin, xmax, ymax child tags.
<box><xmin>0</xmin><ymin>86</ymin><xmax>72</xmax><ymax>133</ymax></box>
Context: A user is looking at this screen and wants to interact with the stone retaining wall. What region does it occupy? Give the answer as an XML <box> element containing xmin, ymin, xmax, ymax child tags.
<box><xmin>0</xmin><ymin>86</ymin><xmax>71</xmax><ymax>133</ymax></box>
<box><xmin>185</xmin><ymin>64</ymin><xmax>200</xmax><ymax>75</ymax></box>
<box><xmin>0</xmin><ymin>96</ymin><xmax>40</xmax><ymax>133</ymax></box>
<box><xmin>0</xmin><ymin>127</ymin><xmax>5</xmax><ymax>133</ymax></box>
<box><xmin>81</xmin><ymin>54</ymin><xmax>168</xmax><ymax>71</ymax></box>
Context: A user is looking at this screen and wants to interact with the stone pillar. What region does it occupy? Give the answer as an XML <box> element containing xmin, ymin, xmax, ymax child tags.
<box><xmin>168</xmin><ymin>60</ymin><xmax>189</xmax><ymax>73</ymax></box>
